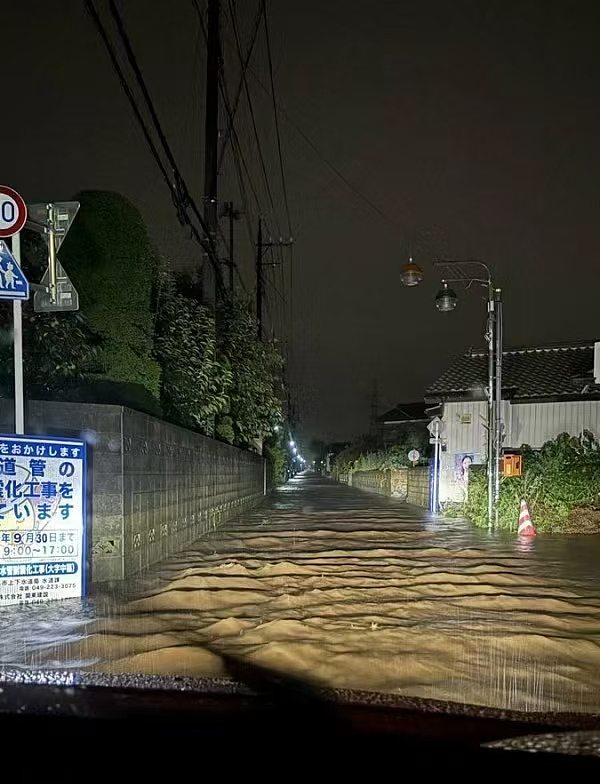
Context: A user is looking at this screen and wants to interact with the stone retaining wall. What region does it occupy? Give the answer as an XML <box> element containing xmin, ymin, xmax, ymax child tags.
<box><xmin>347</xmin><ymin>466</ymin><xmax>430</xmax><ymax>507</ymax></box>
<box><xmin>0</xmin><ymin>400</ymin><xmax>265</xmax><ymax>583</ymax></box>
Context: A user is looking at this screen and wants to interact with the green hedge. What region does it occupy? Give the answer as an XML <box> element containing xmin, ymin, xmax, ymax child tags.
<box><xmin>462</xmin><ymin>431</ymin><xmax>600</xmax><ymax>532</ymax></box>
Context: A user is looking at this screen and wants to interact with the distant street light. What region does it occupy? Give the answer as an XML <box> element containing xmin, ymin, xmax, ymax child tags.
<box><xmin>401</xmin><ymin>258</ymin><xmax>503</xmax><ymax>529</ymax></box>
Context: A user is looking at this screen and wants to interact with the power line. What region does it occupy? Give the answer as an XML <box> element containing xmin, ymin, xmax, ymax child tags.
<box><xmin>228</xmin><ymin>0</ymin><xmax>281</xmax><ymax>239</ymax></box>
<box><xmin>195</xmin><ymin>0</ymin><xmax>279</xmax><ymax>283</ymax></box>
<box><xmin>91</xmin><ymin>0</ymin><xmax>226</xmax><ymax>297</ymax></box>
<box><xmin>262</xmin><ymin>0</ymin><xmax>293</xmax><ymax>240</ymax></box>
<box><xmin>243</xmin><ymin>58</ymin><xmax>401</xmax><ymax>237</ymax></box>
<box><xmin>216</xmin><ymin>1</ymin><xmax>263</xmax><ymax>175</ymax></box>
<box><xmin>84</xmin><ymin>0</ymin><xmax>173</xmax><ymax>193</ymax></box>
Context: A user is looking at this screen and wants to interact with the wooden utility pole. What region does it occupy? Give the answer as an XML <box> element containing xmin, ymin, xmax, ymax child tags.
<box><xmin>203</xmin><ymin>0</ymin><xmax>220</xmax><ymax>300</ymax></box>
<box><xmin>256</xmin><ymin>218</ymin><xmax>263</xmax><ymax>339</ymax></box>
<box><xmin>255</xmin><ymin>225</ymin><xmax>293</xmax><ymax>341</ymax></box>
<box><xmin>227</xmin><ymin>201</ymin><xmax>234</xmax><ymax>294</ymax></box>
<box><xmin>223</xmin><ymin>200</ymin><xmax>239</xmax><ymax>295</ymax></box>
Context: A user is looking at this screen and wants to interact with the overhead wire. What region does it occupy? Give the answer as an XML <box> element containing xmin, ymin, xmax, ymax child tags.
<box><xmin>194</xmin><ymin>0</ymin><xmax>276</xmax><ymax>292</ymax></box>
<box><xmin>84</xmin><ymin>0</ymin><xmax>173</xmax><ymax>195</ymax></box>
<box><xmin>262</xmin><ymin>0</ymin><xmax>293</xmax><ymax>241</ymax></box>
<box><xmin>228</xmin><ymin>0</ymin><xmax>282</xmax><ymax>240</ymax></box>
<box><xmin>94</xmin><ymin>0</ymin><xmax>226</xmax><ymax>297</ymax></box>
<box><xmin>261</xmin><ymin>0</ymin><xmax>292</xmax><ymax>352</ymax></box>
<box><xmin>242</xmin><ymin>57</ymin><xmax>401</xmax><ymax>237</ymax></box>
<box><xmin>215</xmin><ymin>1</ymin><xmax>264</xmax><ymax>175</ymax></box>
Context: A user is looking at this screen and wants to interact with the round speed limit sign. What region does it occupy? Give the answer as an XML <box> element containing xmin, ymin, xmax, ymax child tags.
<box><xmin>0</xmin><ymin>185</ymin><xmax>27</xmax><ymax>238</ymax></box>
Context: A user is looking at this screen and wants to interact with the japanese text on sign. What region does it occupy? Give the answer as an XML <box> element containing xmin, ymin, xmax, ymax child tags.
<box><xmin>0</xmin><ymin>435</ymin><xmax>86</xmax><ymax>607</ymax></box>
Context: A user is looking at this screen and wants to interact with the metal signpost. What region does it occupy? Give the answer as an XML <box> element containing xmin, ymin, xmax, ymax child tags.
<box><xmin>27</xmin><ymin>202</ymin><xmax>80</xmax><ymax>312</ymax></box>
<box><xmin>0</xmin><ymin>434</ymin><xmax>86</xmax><ymax>606</ymax></box>
<box><xmin>34</xmin><ymin>259</ymin><xmax>79</xmax><ymax>312</ymax></box>
<box><xmin>408</xmin><ymin>449</ymin><xmax>420</xmax><ymax>466</ymax></box>
<box><xmin>0</xmin><ymin>190</ymin><xmax>88</xmax><ymax>605</ymax></box>
<box><xmin>0</xmin><ymin>186</ymin><xmax>29</xmax><ymax>436</ymax></box>
<box><xmin>428</xmin><ymin>416</ymin><xmax>443</xmax><ymax>514</ymax></box>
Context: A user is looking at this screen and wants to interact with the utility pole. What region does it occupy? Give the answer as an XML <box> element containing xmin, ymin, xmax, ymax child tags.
<box><xmin>256</xmin><ymin>218</ymin><xmax>263</xmax><ymax>339</ymax></box>
<box><xmin>227</xmin><ymin>201</ymin><xmax>234</xmax><ymax>294</ymax></box>
<box><xmin>255</xmin><ymin>224</ymin><xmax>294</xmax><ymax>341</ymax></box>
<box><xmin>203</xmin><ymin>0</ymin><xmax>220</xmax><ymax>301</ymax></box>
<box><xmin>223</xmin><ymin>200</ymin><xmax>239</xmax><ymax>295</ymax></box>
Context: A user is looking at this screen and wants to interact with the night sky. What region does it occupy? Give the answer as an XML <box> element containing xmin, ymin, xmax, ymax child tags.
<box><xmin>4</xmin><ymin>1</ymin><xmax>600</xmax><ymax>441</ymax></box>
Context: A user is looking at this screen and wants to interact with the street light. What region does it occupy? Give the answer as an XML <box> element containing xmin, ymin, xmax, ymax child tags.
<box><xmin>399</xmin><ymin>257</ymin><xmax>423</xmax><ymax>287</ymax></box>
<box><xmin>434</xmin><ymin>282</ymin><xmax>457</xmax><ymax>312</ymax></box>
<box><xmin>401</xmin><ymin>258</ymin><xmax>503</xmax><ymax>529</ymax></box>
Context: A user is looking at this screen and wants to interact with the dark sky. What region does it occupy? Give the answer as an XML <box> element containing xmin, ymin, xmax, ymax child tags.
<box><xmin>4</xmin><ymin>1</ymin><xmax>600</xmax><ymax>442</ymax></box>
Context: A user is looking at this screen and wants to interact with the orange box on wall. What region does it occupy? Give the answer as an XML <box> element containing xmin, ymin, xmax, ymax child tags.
<box><xmin>501</xmin><ymin>453</ymin><xmax>522</xmax><ymax>477</ymax></box>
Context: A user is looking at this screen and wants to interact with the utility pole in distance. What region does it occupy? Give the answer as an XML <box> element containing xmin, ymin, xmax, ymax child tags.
<box><xmin>256</xmin><ymin>218</ymin><xmax>263</xmax><ymax>339</ymax></box>
<box><xmin>255</xmin><ymin>221</ymin><xmax>294</xmax><ymax>341</ymax></box>
<box><xmin>223</xmin><ymin>200</ymin><xmax>239</xmax><ymax>295</ymax></box>
<box><xmin>203</xmin><ymin>0</ymin><xmax>220</xmax><ymax>302</ymax></box>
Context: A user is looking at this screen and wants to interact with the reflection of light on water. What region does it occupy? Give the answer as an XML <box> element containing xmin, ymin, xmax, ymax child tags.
<box><xmin>0</xmin><ymin>596</ymin><xmax>103</xmax><ymax>669</ymax></box>
<box><xmin>514</xmin><ymin>536</ymin><xmax>537</xmax><ymax>555</ymax></box>
<box><xmin>2</xmin><ymin>474</ymin><xmax>600</xmax><ymax>713</ymax></box>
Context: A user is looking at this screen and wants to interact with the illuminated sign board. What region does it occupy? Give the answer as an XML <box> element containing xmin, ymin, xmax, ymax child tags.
<box><xmin>0</xmin><ymin>435</ymin><xmax>86</xmax><ymax>606</ymax></box>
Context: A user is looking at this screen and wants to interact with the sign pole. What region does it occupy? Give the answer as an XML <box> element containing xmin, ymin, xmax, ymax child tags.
<box><xmin>47</xmin><ymin>203</ymin><xmax>57</xmax><ymax>304</ymax></box>
<box><xmin>11</xmin><ymin>232</ymin><xmax>24</xmax><ymax>435</ymax></box>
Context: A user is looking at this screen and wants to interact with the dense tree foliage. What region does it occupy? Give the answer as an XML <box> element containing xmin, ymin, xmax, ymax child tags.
<box><xmin>216</xmin><ymin>301</ymin><xmax>283</xmax><ymax>447</ymax></box>
<box><xmin>0</xmin><ymin>190</ymin><xmax>284</xmax><ymax>452</ymax></box>
<box><xmin>0</xmin><ymin>230</ymin><xmax>99</xmax><ymax>392</ymax></box>
<box><xmin>59</xmin><ymin>190</ymin><xmax>161</xmax><ymax>399</ymax></box>
<box><xmin>153</xmin><ymin>267</ymin><xmax>231</xmax><ymax>434</ymax></box>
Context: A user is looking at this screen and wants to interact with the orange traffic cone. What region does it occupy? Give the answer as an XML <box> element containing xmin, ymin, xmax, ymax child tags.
<box><xmin>518</xmin><ymin>499</ymin><xmax>536</xmax><ymax>537</ymax></box>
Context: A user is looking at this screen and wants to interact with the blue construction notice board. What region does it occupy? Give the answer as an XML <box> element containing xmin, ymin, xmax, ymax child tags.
<box><xmin>0</xmin><ymin>434</ymin><xmax>86</xmax><ymax>606</ymax></box>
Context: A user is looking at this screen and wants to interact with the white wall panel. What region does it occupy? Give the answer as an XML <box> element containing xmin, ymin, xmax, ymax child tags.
<box><xmin>508</xmin><ymin>401</ymin><xmax>600</xmax><ymax>448</ymax></box>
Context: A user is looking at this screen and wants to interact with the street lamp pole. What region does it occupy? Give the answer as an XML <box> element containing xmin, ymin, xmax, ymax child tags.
<box><xmin>401</xmin><ymin>258</ymin><xmax>503</xmax><ymax>529</ymax></box>
<box><xmin>494</xmin><ymin>287</ymin><xmax>503</xmax><ymax>521</ymax></box>
<box><xmin>485</xmin><ymin>278</ymin><xmax>497</xmax><ymax>529</ymax></box>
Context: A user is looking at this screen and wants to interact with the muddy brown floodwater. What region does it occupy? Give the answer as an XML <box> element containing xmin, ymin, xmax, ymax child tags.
<box><xmin>2</xmin><ymin>473</ymin><xmax>600</xmax><ymax>713</ymax></box>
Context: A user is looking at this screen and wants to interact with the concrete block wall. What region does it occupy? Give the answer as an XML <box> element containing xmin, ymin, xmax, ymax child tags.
<box><xmin>347</xmin><ymin>466</ymin><xmax>429</xmax><ymax>508</ymax></box>
<box><xmin>351</xmin><ymin>469</ymin><xmax>392</xmax><ymax>496</ymax></box>
<box><xmin>0</xmin><ymin>400</ymin><xmax>264</xmax><ymax>583</ymax></box>
<box><xmin>120</xmin><ymin>408</ymin><xmax>263</xmax><ymax>580</ymax></box>
<box><xmin>406</xmin><ymin>466</ymin><xmax>430</xmax><ymax>507</ymax></box>
<box><xmin>390</xmin><ymin>468</ymin><xmax>408</xmax><ymax>499</ymax></box>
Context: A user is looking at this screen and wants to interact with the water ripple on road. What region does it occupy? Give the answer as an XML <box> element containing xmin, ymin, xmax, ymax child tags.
<box><xmin>2</xmin><ymin>474</ymin><xmax>600</xmax><ymax>713</ymax></box>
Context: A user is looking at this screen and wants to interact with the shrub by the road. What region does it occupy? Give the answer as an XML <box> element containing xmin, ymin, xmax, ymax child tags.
<box><xmin>462</xmin><ymin>431</ymin><xmax>600</xmax><ymax>533</ymax></box>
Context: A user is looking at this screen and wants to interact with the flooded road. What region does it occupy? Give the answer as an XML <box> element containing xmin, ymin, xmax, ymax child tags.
<box><xmin>2</xmin><ymin>472</ymin><xmax>600</xmax><ymax>713</ymax></box>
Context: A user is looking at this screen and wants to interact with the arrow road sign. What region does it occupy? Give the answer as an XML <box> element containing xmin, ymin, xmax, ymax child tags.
<box><xmin>27</xmin><ymin>202</ymin><xmax>80</xmax><ymax>252</ymax></box>
<box><xmin>0</xmin><ymin>186</ymin><xmax>27</xmax><ymax>238</ymax></box>
<box><xmin>427</xmin><ymin>416</ymin><xmax>443</xmax><ymax>435</ymax></box>
<box><xmin>0</xmin><ymin>241</ymin><xmax>29</xmax><ymax>300</ymax></box>
<box><xmin>34</xmin><ymin>260</ymin><xmax>79</xmax><ymax>312</ymax></box>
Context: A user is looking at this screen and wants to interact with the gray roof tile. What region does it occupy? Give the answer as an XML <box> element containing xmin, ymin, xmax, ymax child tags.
<box><xmin>426</xmin><ymin>343</ymin><xmax>597</xmax><ymax>401</ymax></box>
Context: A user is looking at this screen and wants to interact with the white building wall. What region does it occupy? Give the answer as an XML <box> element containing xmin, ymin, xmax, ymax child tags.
<box><xmin>439</xmin><ymin>401</ymin><xmax>487</xmax><ymax>503</ymax></box>
<box><xmin>439</xmin><ymin>398</ymin><xmax>600</xmax><ymax>504</ymax></box>
<box><xmin>508</xmin><ymin>400</ymin><xmax>600</xmax><ymax>448</ymax></box>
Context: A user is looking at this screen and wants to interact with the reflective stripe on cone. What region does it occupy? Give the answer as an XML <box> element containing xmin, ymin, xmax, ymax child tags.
<box><xmin>518</xmin><ymin>499</ymin><xmax>536</xmax><ymax>537</ymax></box>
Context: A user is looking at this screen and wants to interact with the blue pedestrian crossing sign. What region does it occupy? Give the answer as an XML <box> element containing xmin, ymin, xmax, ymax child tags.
<box><xmin>0</xmin><ymin>241</ymin><xmax>29</xmax><ymax>300</ymax></box>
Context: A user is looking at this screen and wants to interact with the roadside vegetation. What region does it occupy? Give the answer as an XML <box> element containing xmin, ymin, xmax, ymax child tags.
<box><xmin>334</xmin><ymin>432</ymin><xmax>429</xmax><ymax>474</ymax></box>
<box><xmin>459</xmin><ymin>431</ymin><xmax>600</xmax><ymax>533</ymax></box>
<box><xmin>0</xmin><ymin>190</ymin><xmax>284</xmax><ymax>455</ymax></box>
